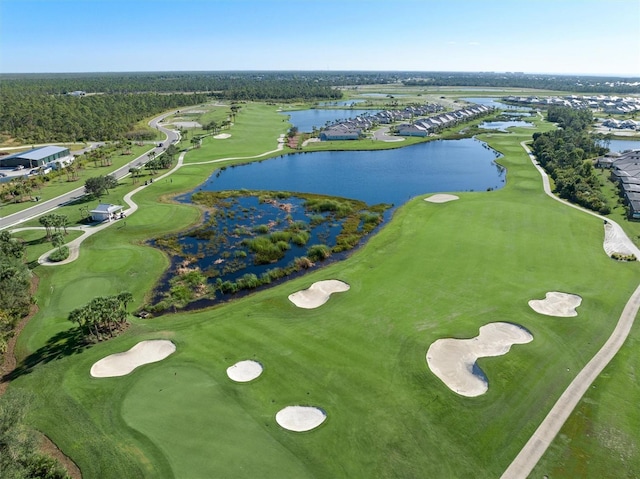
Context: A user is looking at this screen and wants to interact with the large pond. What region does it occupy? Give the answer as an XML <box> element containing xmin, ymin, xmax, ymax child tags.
<box><xmin>281</xmin><ymin>108</ymin><xmax>381</xmax><ymax>132</ymax></box>
<box><xmin>152</xmin><ymin>138</ymin><xmax>504</xmax><ymax>312</ymax></box>
<box><xmin>189</xmin><ymin>138</ymin><xmax>505</xmax><ymax>208</ymax></box>
<box><xmin>464</xmin><ymin>97</ymin><xmax>532</xmax><ymax>111</ymax></box>
<box><xmin>606</xmin><ymin>139</ymin><xmax>640</xmax><ymax>152</ymax></box>
<box><xmin>480</xmin><ymin>120</ymin><xmax>532</xmax><ymax>131</ymax></box>
<box><xmin>317</xmin><ymin>100</ymin><xmax>365</xmax><ymax>107</ymax></box>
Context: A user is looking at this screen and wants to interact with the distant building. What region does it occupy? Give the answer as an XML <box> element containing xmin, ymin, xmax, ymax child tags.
<box><xmin>396</xmin><ymin>124</ymin><xmax>428</xmax><ymax>137</ymax></box>
<box><xmin>320</xmin><ymin>125</ymin><xmax>361</xmax><ymax>141</ymax></box>
<box><xmin>0</xmin><ymin>146</ymin><xmax>72</xmax><ymax>169</ymax></box>
<box><xmin>90</xmin><ymin>203</ymin><xmax>123</xmax><ymax>222</ymax></box>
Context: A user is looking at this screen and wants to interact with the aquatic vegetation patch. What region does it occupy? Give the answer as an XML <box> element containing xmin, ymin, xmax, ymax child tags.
<box><xmin>147</xmin><ymin>190</ymin><xmax>390</xmax><ymax>312</ymax></box>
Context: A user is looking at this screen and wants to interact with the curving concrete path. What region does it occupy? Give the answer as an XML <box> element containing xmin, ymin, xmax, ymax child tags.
<box><xmin>500</xmin><ymin>143</ymin><xmax>640</xmax><ymax>479</ymax></box>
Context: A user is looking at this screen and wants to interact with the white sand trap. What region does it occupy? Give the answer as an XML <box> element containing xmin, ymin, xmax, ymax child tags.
<box><xmin>424</xmin><ymin>194</ymin><xmax>459</xmax><ymax>203</ymax></box>
<box><xmin>288</xmin><ymin>280</ymin><xmax>350</xmax><ymax>309</ymax></box>
<box><xmin>276</xmin><ymin>406</ymin><xmax>326</xmax><ymax>432</ymax></box>
<box><xmin>213</xmin><ymin>133</ymin><xmax>231</xmax><ymax>139</ymax></box>
<box><xmin>226</xmin><ymin>360</ymin><xmax>263</xmax><ymax>382</ymax></box>
<box><xmin>528</xmin><ymin>292</ymin><xmax>582</xmax><ymax>317</ymax></box>
<box><xmin>426</xmin><ymin>322</ymin><xmax>533</xmax><ymax>397</ymax></box>
<box><xmin>603</xmin><ymin>221</ymin><xmax>639</xmax><ymax>258</ymax></box>
<box><xmin>90</xmin><ymin>340</ymin><xmax>176</xmax><ymax>378</ymax></box>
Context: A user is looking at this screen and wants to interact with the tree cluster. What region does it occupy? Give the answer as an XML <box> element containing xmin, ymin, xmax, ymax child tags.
<box><xmin>38</xmin><ymin>213</ymin><xmax>68</xmax><ymax>239</ymax></box>
<box><xmin>531</xmin><ymin>106</ymin><xmax>609</xmax><ymax>213</ymax></box>
<box><xmin>0</xmin><ymin>390</ymin><xmax>71</xmax><ymax>479</ymax></box>
<box><xmin>0</xmin><ymin>232</ymin><xmax>30</xmax><ymax>355</ymax></box>
<box><xmin>67</xmin><ymin>292</ymin><xmax>133</xmax><ymax>342</ymax></box>
<box><xmin>0</xmin><ymin>88</ymin><xmax>208</xmax><ymax>143</ymax></box>
<box><xmin>84</xmin><ymin>175</ymin><xmax>118</xmax><ymax>198</ymax></box>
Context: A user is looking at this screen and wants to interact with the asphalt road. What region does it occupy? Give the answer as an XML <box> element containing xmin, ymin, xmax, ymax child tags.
<box><xmin>0</xmin><ymin>111</ymin><xmax>179</xmax><ymax>230</ymax></box>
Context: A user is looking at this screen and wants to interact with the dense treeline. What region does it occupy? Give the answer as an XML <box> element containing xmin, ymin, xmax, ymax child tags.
<box><xmin>2</xmin><ymin>70</ymin><xmax>638</xmax><ymax>143</ymax></box>
<box><xmin>401</xmin><ymin>71</ymin><xmax>640</xmax><ymax>93</ymax></box>
<box><xmin>0</xmin><ymin>90</ymin><xmax>207</xmax><ymax>143</ymax></box>
<box><xmin>1</xmin><ymin>71</ymin><xmax>637</xmax><ymax>95</ymax></box>
<box><xmin>0</xmin><ymin>390</ymin><xmax>70</xmax><ymax>479</ymax></box>
<box><xmin>531</xmin><ymin>106</ymin><xmax>609</xmax><ymax>213</ymax></box>
<box><xmin>0</xmin><ymin>231</ymin><xmax>30</xmax><ymax>355</ymax></box>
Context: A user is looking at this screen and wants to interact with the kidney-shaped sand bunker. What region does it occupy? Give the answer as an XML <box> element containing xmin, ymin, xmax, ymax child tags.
<box><xmin>288</xmin><ymin>280</ymin><xmax>350</xmax><ymax>309</ymax></box>
<box><xmin>90</xmin><ymin>340</ymin><xmax>176</xmax><ymax>378</ymax></box>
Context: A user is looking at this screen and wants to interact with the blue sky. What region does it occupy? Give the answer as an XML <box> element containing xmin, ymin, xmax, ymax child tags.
<box><xmin>1</xmin><ymin>0</ymin><xmax>639</xmax><ymax>76</ymax></box>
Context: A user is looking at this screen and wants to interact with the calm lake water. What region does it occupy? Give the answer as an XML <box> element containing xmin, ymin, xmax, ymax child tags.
<box><xmin>480</xmin><ymin>120</ymin><xmax>532</xmax><ymax>131</ymax></box>
<box><xmin>607</xmin><ymin>139</ymin><xmax>640</xmax><ymax>152</ymax></box>
<box><xmin>191</xmin><ymin>138</ymin><xmax>505</xmax><ymax>209</ymax></box>
<box><xmin>280</xmin><ymin>108</ymin><xmax>381</xmax><ymax>132</ymax></box>
<box><xmin>464</xmin><ymin>97</ymin><xmax>531</xmax><ymax>110</ymax></box>
<box><xmin>317</xmin><ymin>100</ymin><xmax>365</xmax><ymax>107</ymax></box>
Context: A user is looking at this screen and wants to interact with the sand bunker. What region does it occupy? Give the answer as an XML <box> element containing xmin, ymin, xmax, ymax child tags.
<box><xmin>424</xmin><ymin>194</ymin><xmax>459</xmax><ymax>203</ymax></box>
<box><xmin>213</xmin><ymin>133</ymin><xmax>231</xmax><ymax>139</ymax></box>
<box><xmin>528</xmin><ymin>292</ymin><xmax>582</xmax><ymax>317</ymax></box>
<box><xmin>603</xmin><ymin>221</ymin><xmax>639</xmax><ymax>258</ymax></box>
<box><xmin>288</xmin><ymin>280</ymin><xmax>350</xmax><ymax>309</ymax></box>
<box><xmin>90</xmin><ymin>340</ymin><xmax>176</xmax><ymax>378</ymax></box>
<box><xmin>275</xmin><ymin>406</ymin><xmax>326</xmax><ymax>432</ymax></box>
<box><xmin>226</xmin><ymin>360</ymin><xmax>263</xmax><ymax>382</ymax></box>
<box><xmin>426</xmin><ymin>322</ymin><xmax>533</xmax><ymax>397</ymax></box>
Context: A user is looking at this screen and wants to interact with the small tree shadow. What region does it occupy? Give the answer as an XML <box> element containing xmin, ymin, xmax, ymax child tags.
<box><xmin>2</xmin><ymin>327</ymin><xmax>91</xmax><ymax>382</ymax></box>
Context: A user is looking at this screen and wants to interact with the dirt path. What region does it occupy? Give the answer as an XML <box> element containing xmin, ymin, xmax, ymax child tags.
<box><xmin>499</xmin><ymin>142</ymin><xmax>640</xmax><ymax>479</ymax></box>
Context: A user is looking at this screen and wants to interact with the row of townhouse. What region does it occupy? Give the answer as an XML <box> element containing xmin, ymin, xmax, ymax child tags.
<box><xmin>504</xmin><ymin>95</ymin><xmax>640</xmax><ymax>114</ymax></box>
<box><xmin>602</xmin><ymin>118</ymin><xmax>640</xmax><ymax>130</ymax></box>
<box><xmin>394</xmin><ymin>105</ymin><xmax>491</xmax><ymax>137</ymax></box>
<box><xmin>597</xmin><ymin>149</ymin><xmax>640</xmax><ymax>219</ymax></box>
<box><xmin>319</xmin><ymin>103</ymin><xmax>444</xmax><ymax>141</ymax></box>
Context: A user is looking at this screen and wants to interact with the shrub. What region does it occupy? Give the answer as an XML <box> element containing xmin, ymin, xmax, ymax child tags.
<box><xmin>307</xmin><ymin>244</ymin><xmax>331</xmax><ymax>262</ymax></box>
<box><xmin>219</xmin><ymin>280</ymin><xmax>238</xmax><ymax>294</ymax></box>
<box><xmin>237</xmin><ymin>273</ymin><xmax>260</xmax><ymax>289</ymax></box>
<box><xmin>48</xmin><ymin>246</ymin><xmax>69</xmax><ymax>262</ymax></box>
<box><xmin>291</xmin><ymin>231</ymin><xmax>310</xmax><ymax>246</ymax></box>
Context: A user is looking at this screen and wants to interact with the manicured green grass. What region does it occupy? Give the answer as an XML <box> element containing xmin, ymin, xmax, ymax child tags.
<box><xmin>8</xmin><ymin>103</ymin><xmax>640</xmax><ymax>478</ymax></box>
<box><xmin>11</xmin><ymin>229</ymin><xmax>84</xmax><ymax>264</ymax></box>
<box><xmin>182</xmin><ymin>103</ymin><xmax>288</xmax><ymax>163</ymax></box>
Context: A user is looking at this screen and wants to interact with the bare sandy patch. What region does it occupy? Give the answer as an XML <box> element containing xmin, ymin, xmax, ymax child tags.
<box><xmin>213</xmin><ymin>133</ymin><xmax>231</xmax><ymax>139</ymax></box>
<box><xmin>424</xmin><ymin>194</ymin><xmax>459</xmax><ymax>203</ymax></box>
<box><xmin>275</xmin><ymin>406</ymin><xmax>326</xmax><ymax>432</ymax></box>
<box><xmin>426</xmin><ymin>322</ymin><xmax>533</xmax><ymax>397</ymax></box>
<box><xmin>528</xmin><ymin>292</ymin><xmax>582</xmax><ymax>317</ymax></box>
<box><xmin>603</xmin><ymin>221</ymin><xmax>640</xmax><ymax>258</ymax></box>
<box><xmin>288</xmin><ymin>280</ymin><xmax>350</xmax><ymax>309</ymax></box>
<box><xmin>90</xmin><ymin>340</ymin><xmax>176</xmax><ymax>378</ymax></box>
<box><xmin>171</xmin><ymin>121</ymin><xmax>202</xmax><ymax>128</ymax></box>
<box><xmin>226</xmin><ymin>360</ymin><xmax>263</xmax><ymax>382</ymax></box>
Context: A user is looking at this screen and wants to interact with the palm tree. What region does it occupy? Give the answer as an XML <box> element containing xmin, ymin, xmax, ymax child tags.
<box><xmin>39</xmin><ymin>215</ymin><xmax>53</xmax><ymax>239</ymax></box>
<box><xmin>117</xmin><ymin>291</ymin><xmax>133</xmax><ymax>313</ymax></box>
